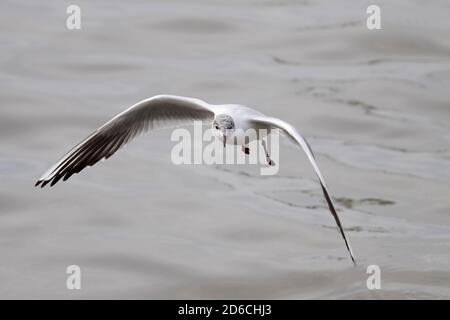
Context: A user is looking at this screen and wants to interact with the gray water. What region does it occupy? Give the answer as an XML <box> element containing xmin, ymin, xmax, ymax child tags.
<box><xmin>1</xmin><ymin>0</ymin><xmax>450</xmax><ymax>299</ymax></box>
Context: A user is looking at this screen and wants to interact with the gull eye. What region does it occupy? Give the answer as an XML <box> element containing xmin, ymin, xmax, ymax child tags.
<box><xmin>215</xmin><ymin>125</ymin><xmax>219</xmax><ymax>130</ymax></box>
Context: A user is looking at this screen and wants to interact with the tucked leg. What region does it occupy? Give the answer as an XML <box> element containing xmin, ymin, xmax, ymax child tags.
<box><xmin>261</xmin><ymin>140</ymin><xmax>275</xmax><ymax>166</ymax></box>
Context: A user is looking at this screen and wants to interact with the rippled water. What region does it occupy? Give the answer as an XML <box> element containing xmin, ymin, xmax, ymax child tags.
<box><xmin>1</xmin><ymin>0</ymin><xmax>450</xmax><ymax>299</ymax></box>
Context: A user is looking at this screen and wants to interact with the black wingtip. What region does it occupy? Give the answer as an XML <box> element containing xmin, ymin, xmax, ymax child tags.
<box><xmin>41</xmin><ymin>180</ymin><xmax>50</xmax><ymax>188</ymax></box>
<box><xmin>50</xmin><ymin>176</ymin><xmax>61</xmax><ymax>187</ymax></box>
<box><xmin>319</xmin><ymin>185</ymin><xmax>357</xmax><ymax>267</ymax></box>
<box><xmin>35</xmin><ymin>180</ymin><xmax>42</xmax><ymax>187</ymax></box>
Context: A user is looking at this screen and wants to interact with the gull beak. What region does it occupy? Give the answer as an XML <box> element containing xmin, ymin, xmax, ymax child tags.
<box><xmin>222</xmin><ymin>129</ymin><xmax>227</xmax><ymax>148</ymax></box>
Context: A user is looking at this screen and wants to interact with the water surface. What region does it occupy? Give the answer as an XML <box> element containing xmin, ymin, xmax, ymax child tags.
<box><xmin>1</xmin><ymin>0</ymin><xmax>449</xmax><ymax>299</ymax></box>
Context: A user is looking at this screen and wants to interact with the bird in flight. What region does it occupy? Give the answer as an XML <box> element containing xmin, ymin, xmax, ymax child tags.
<box><xmin>35</xmin><ymin>94</ymin><xmax>356</xmax><ymax>265</ymax></box>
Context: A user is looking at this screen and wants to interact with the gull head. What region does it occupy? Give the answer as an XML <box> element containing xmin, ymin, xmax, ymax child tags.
<box><xmin>213</xmin><ymin>114</ymin><xmax>235</xmax><ymax>148</ymax></box>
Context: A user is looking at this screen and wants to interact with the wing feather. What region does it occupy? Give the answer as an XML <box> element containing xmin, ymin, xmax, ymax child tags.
<box><xmin>36</xmin><ymin>95</ymin><xmax>215</xmax><ymax>187</ymax></box>
<box><xmin>250</xmin><ymin>116</ymin><xmax>356</xmax><ymax>265</ymax></box>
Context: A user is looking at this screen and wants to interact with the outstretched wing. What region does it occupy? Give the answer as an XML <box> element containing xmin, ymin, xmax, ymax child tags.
<box><xmin>36</xmin><ymin>95</ymin><xmax>215</xmax><ymax>187</ymax></box>
<box><xmin>250</xmin><ymin>116</ymin><xmax>356</xmax><ymax>265</ymax></box>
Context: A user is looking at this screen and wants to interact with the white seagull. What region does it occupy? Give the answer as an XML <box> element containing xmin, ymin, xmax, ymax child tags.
<box><xmin>35</xmin><ymin>94</ymin><xmax>356</xmax><ymax>265</ymax></box>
